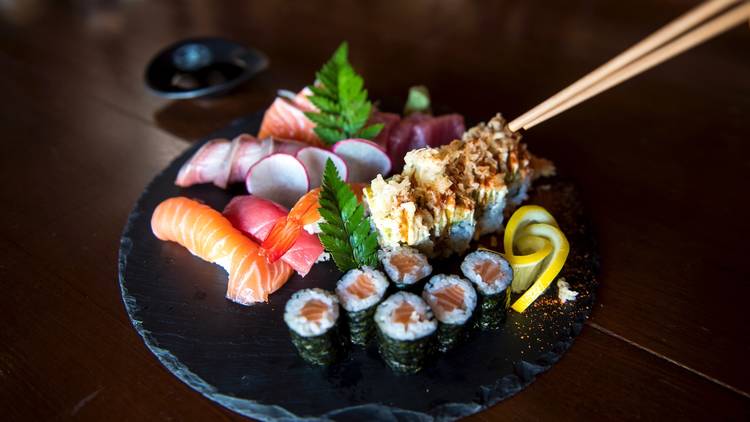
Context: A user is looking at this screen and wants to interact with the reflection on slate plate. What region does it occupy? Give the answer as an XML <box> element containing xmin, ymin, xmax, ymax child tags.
<box><xmin>118</xmin><ymin>111</ymin><xmax>599</xmax><ymax>420</ymax></box>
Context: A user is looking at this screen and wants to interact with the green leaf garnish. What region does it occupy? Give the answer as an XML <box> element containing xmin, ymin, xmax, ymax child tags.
<box><xmin>304</xmin><ymin>42</ymin><xmax>382</xmax><ymax>146</ymax></box>
<box><xmin>318</xmin><ymin>158</ymin><xmax>379</xmax><ymax>271</ymax></box>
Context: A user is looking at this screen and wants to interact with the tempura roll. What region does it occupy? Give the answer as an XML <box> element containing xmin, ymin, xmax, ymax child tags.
<box><xmin>335</xmin><ymin>267</ymin><xmax>389</xmax><ymax>346</ymax></box>
<box><xmin>284</xmin><ymin>288</ymin><xmax>341</xmax><ymax>365</ymax></box>
<box><xmin>378</xmin><ymin>245</ymin><xmax>432</xmax><ymax>289</ymax></box>
<box><xmin>422</xmin><ymin>274</ymin><xmax>477</xmax><ymax>352</ymax></box>
<box><xmin>460</xmin><ymin>250</ymin><xmax>513</xmax><ymax>330</ymax></box>
<box><xmin>375</xmin><ymin>292</ymin><xmax>437</xmax><ymax>373</ymax></box>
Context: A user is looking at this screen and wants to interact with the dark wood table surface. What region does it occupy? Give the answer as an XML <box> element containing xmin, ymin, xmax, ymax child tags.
<box><xmin>2</xmin><ymin>0</ymin><xmax>749</xmax><ymax>420</ymax></box>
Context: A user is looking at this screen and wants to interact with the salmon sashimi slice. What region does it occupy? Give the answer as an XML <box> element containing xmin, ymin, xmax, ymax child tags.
<box><xmin>433</xmin><ymin>285</ymin><xmax>466</xmax><ymax>313</ymax></box>
<box><xmin>300</xmin><ymin>299</ymin><xmax>329</xmax><ymax>322</ymax></box>
<box><xmin>390</xmin><ymin>254</ymin><xmax>419</xmax><ymax>276</ymax></box>
<box><xmin>261</xmin><ymin>189</ymin><xmax>321</xmax><ymax>262</ymax></box>
<box><xmin>223</xmin><ymin>195</ymin><xmax>324</xmax><ymax>277</ymax></box>
<box><xmin>346</xmin><ymin>274</ymin><xmax>376</xmax><ymax>299</ymax></box>
<box><xmin>151</xmin><ymin>197</ymin><xmax>293</xmax><ymax>305</ymax></box>
<box><xmin>393</xmin><ymin>302</ymin><xmax>416</xmax><ymax>331</ymax></box>
<box><xmin>257</xmin><ymin>96</ymin><xmax>324</xmax><ymax>147</ymax></box>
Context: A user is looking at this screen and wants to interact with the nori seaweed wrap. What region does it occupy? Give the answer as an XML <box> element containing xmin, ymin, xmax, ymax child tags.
<box><xmin>335</xmin><ymin>267</ymin><xmax>389</xmax><ymax>346</ymax></box>
<box><xmin>374</xmin><ymin>292</ymin><xmax>437</xmax><ymax>373</ymax></box>
<box><xmin>422</xmin><ymin>274</ymin><xmax>477</xmax><ymax>352</ymax></box>
<box><xmin>284</xmin><ymin>288</ymin><xmax>341</xmax><ymax>365</ymax></box>
<box><xmin>460</xmin><ymin>250</ymin><xmax>513</xmax><ymax>330</ymax></box>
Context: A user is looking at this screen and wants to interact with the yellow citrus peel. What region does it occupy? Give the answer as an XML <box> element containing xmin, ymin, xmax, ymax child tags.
<box><xmin>503</xmin><ymin>205</ymin><xmax>570</xmax><ymax>313</ymax></box>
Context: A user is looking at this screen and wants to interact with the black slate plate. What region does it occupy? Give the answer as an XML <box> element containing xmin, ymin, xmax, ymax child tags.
<box><xmin>118</xmin><ymin>111</ymin><xmax>599</xmax><ymax>421</ymax></box>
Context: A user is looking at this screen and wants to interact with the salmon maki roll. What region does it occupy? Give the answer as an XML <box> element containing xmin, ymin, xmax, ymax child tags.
<box><xmin>422</xmin><ymin>274</ymin><xmax>477</xmax><ymax>352</ymax></box>
<box><xmin>151</xmin><ymin>197</ymin><xmax>294</xmax><ymax>306</ymax></box>
<box><xmin>284</xmin><ymin>288</ymin><xmax>341</xmax><ymax>365</ymax></box>
<box><xmin>378</xmin><ymin>245</ymin><xmax>432</xmax><ymax>289</ymax></box>
<box><xmin>460</xmin><ymin>250</ymin><xmax>513</xmax><ymax>330</ymax></box>
<box><xmin>375</xmin><ymin>292</ymin><xmax>437</xmax><ymax>373</ymax></box>
<box><xmin>335</xmin><ymin>267</ymin><xmax>389</xmax><ymax>346</ymax></box>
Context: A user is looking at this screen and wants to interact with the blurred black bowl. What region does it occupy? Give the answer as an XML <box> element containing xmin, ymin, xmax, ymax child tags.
<box><xmin>145</xmin><ymin>37</ymin><xmax>268</xmax><ymax>99</ymax></box>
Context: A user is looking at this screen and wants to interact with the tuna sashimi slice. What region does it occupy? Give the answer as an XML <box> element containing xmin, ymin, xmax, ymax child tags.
<box><xmin>387</xmin><ymin>113</ymin><xmax>430</xmax><ymax>173</ymax></box>
<box><xmin>369</xmin><ymin>111</ymin><xmax>401</xmax><ymax>152</ymax></box>
<box><xmin>413</xmin><ymin>113</ymin><xmax>465</xmax><ymax>149</ymax></box>
<box><xmin>223</xmin><ymin>195</ymin><xmax>325</xmax><ymax>277</ymax></box>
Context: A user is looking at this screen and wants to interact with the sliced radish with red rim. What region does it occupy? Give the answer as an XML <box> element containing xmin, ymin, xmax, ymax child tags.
<box><xmin>246</xmin><ymin>154</ymin><xmax>310</xmax><ymax>209</ymax></box>
<box><xmin>296</xmin><ymin>147</ymin><xmax>348</xmax><ymax>188</ymax></box>
<box><xmin>332</xmin><ymin>139</ymin><xmax>392</xmax><ymax>183</ymax></box>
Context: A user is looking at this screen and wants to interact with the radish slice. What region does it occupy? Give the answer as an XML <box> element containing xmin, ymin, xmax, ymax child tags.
<box><xmin>332</xmin><ymin>139</ymin><xmax>392</xmax><ymax>183</ymax></box>
<box><xmin>246</xmin><ymin>154</ymin><xmax>310</xmax><ymax>209</ymax></box>
<box><xmin>296</xmin><ymin>147</ymin><xmax>348</xmax><ymax>188</ymax></box>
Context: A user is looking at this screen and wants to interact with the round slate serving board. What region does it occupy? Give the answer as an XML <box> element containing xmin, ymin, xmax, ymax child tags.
<box><xmin>118</xmin><ymin>111</ymin><xmax>599</xmax><ymax>421</ymax></box>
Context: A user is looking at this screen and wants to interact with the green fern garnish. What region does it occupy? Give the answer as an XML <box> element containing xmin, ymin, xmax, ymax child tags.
<box><xmin>318</xmin><ymin>158</ymin><xmax>379</xmax><ymax>271</ymax></box>
<box><xmin>305</xmin><ymin>42</ymin><xmax>383</xmax><ymax>146</ymax></box>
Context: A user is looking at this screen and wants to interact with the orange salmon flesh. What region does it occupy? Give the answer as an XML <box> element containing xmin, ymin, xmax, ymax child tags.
<box><xmin>151</xmin><ymin>197</ymin><xmax>293</xmax><ymax>305</ymax></box>
<box><xmin>346</xmin><ymin>274</ymin><xmax>376</xmax><ymax>299</ymax></box>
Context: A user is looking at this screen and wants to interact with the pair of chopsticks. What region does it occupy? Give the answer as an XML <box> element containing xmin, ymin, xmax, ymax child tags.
<box><xmin>508</xmin><ymin>0</ymin><xmax>750</xmax><ymax>132</ymax></box>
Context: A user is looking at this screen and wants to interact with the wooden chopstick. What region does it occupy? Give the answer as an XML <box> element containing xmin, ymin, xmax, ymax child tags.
<box><xmin>507</xmin><ymin>0</ymin><xmax>741</xmax><ymax>132</ymax></box>
<box><xmin>521</xmin><ymin>1</ymin><xmax>750</xmax><ymax>131</ymax></box>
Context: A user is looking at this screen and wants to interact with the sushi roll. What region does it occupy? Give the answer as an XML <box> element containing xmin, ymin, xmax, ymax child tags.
<box><xmin>460</xmin><ymin>250</ymin><xmax>513</xmax><ymax>330</ymax></box>
<box><xmin>284</xmin><ymin>288</ymin><xmax>341</xmax><ymax>365</ymax></box>
<box><xmin>375</xmin><ymin>292</ymin><xmax>437</xmax><ymax>373</ymax></box>
<box><xmin>335</xmin><ymin>267</ymin><xmax>389</xmax><ymax>346</ymax></box>
<box><xmin>379</xmin><ymin>245</ymin><xmax>432</xmax><ymax>289</ymax></box>
<box><xmin>422</xmin><ymin>274</ymin><xmax>477</xmax><ymax>352</ymax></box>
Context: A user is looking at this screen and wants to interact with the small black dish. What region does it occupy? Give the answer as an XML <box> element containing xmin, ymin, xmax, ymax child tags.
<box><xmin>145</xmin><ymin>37</ymin><xmax>269</xmax><ymax>99</ymax></box>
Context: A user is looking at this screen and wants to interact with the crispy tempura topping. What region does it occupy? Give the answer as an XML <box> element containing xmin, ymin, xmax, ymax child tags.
<box><xmin>366</xmin><ymin>114</ymin><xmax>538</xmax><ymax>257</ymax></box>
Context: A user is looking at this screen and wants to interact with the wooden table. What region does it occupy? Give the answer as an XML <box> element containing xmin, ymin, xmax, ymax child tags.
<box><xmin>1</xmin><ymin>0</ymin><xmax>748</xmax><ymax>419</ymax></box>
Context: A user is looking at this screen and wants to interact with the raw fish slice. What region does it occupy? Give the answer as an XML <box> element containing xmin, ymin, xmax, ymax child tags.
<box><xmin>346</xmin><ymin>274</ymin><xmax>376</xmax><ymax>299</ymax></box>
<box><xmin>293</xmin><ymin>87</ymin><xmax>317</xmax><ymax>112</ymax></box>
<box><xmin>386</xmin><ymin>114</ymin><xmax>465</xmax><ymax>172</ymax></box>
<box><xmin>412</xmin><ymin>114</ymin><xmax>465</xmax><ymax>149</ymax></box>
<box><xmin>273</xmin><ymin>139</ymin><xmax>308</xmax><ymax>156</ymax></box>
<box><xmin>151</xmin><ymin>197</ymin><xmax>293</xmax><ymax>305</ymax></box>
<box><xmin>258</xmin><ymin>97</ymin><xmax>323</xmax><ymax>147</ymax></box>
<box><xmin>223</xmin><ymin>195</ymin><xmax>324</xmax><ymax>276</ymax></box>
<box><xmin>300</xmin><ymin>299</ymin><xmax>328</xmax><ymax>322</ymax></box>
<box><xmin>224</xmin><ymin>135</ymin><xmax>274</xmax><ymax>186</ymax></box>
<box><xmin>174</xmin><ymin>139</ymin><xmax>232</xmax><ymax>187</ymax></box>
<box><xmin>387</xmin><ymin>113</ymin><xmax>430</xmax><ymax>173</ymax></box>
<box><xmin>433</xmin><ymin>285</ymin><xmax>466</xmax><ymax>312</ymax></box>
<box><xmin>223</xmin><ymin>196</ymin><xmax>288</xmax><ymax>241</ymax></box>
<box><xmin>368</xmin><ymin>111</ymin><xmax>400</xmax><ymax>151</ymax></box>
